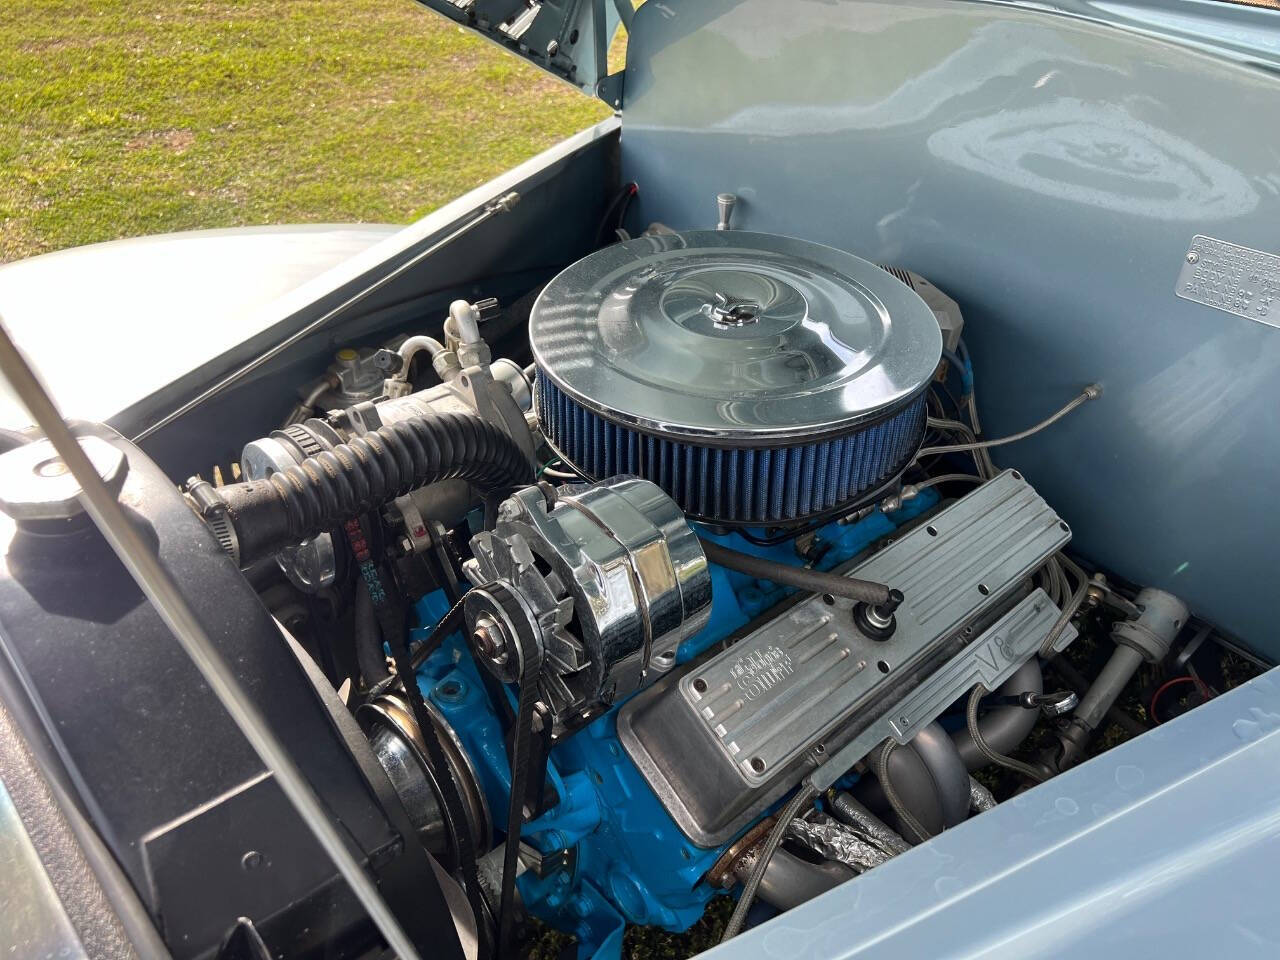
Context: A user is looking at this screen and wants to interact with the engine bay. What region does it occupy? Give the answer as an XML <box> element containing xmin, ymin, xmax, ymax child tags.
<box><xmin>0</xmin><ymin>222</ymin><xmax>1266</xmax><ymax>960</ymax></box>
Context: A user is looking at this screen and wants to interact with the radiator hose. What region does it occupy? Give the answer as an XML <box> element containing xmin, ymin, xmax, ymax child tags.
<box><xmin>354</xmin><ymin>578</ymin><xmax>393</xmax><ymax>686</ymax></box>
<box><xmin>190</xmin><ymin>411</ymin><xmax>531</xmax><ymax>565</ymax></box>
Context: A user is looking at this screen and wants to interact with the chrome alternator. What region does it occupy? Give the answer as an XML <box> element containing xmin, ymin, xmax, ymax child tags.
<box><xmin>463</xmin><ymin>477</ymin><xmax>711</xmax><ymax>737</ymax></box>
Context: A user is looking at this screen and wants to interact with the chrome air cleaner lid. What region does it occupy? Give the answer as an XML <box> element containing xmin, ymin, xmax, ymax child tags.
<box><xmin>529</xmin><ymin>231</ymin><xmax>942</xmax><ymax>443</ymax></box>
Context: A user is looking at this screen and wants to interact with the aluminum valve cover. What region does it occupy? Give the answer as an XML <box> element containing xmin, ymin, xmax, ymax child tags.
<box><xmin>809</xmin><ymin>586</ymin><xmax>1077</xmax><ymax>793</ymax></box>
<box><xmin>617</xmin><ymin>470</ymin><xmax>1071</xmax><ymax>846</ymax></box>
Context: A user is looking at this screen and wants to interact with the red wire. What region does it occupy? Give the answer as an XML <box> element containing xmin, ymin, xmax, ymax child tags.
<box><xmin>1150</xmin><ymin>676</ymin><xmax>1198</xmax><ymax>724</ymax></box>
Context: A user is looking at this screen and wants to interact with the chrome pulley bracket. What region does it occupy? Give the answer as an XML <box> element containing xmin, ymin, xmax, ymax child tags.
<box><xmin>356</xmin><ymin>691</ymin><xmax>493</xmax><ymax>870</ymax></box>
<box><xmin>378</xmin><ymin>595</ymin><xmax>494</xmax><ymax>958</ymax></box>
<box><xmin>466</xmin><ymin>512</ymin><xmax>608</xmax><ymax>732</ymax></box>
<box><xmin>462</xmin><ymin>579</ymin><xmax>559</xmax><ymax>818</ymax></box>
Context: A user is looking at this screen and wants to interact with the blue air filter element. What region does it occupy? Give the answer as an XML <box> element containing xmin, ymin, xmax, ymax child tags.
<box><xmin>530</xmin><ymin>231</ymin><xmax>941</xmax><ymax>526</ymax></box>
<box><xmin>536</xmin><ymin>376</ymin><xmax>926</xmax><ymax>524</ymax></box>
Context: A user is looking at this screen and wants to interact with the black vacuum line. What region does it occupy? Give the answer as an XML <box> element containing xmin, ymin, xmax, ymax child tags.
<box><xmin>698</xmin><ymin>537</ymin><xmax>896</xmax><ymax>606</ymax></box>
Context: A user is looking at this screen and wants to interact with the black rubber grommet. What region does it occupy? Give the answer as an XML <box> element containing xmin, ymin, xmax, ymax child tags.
<box><xmin>852</xmin><ymin>602</ymin><xmax>896</xmax><ymax>640</ymax></box>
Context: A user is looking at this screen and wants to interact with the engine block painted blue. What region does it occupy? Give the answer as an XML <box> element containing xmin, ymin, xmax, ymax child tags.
<box><xmin>411</xmin><ymin>492</ymin><xmax>938</xmax><ymax>959</ymax></box>
<box><xmin>413</xmin><ymin>599</ymin><xmax>721</xmax><ymax>958</ymax></box>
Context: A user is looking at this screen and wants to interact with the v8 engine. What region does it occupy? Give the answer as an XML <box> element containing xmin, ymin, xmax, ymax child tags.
<box><xmin>0</xmin><ymin>227</ymin><xmax>1213</xmax><ymax>960</ymax></box>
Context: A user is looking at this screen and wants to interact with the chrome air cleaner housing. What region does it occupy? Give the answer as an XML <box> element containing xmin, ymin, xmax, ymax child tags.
<box><xmin>530</xmin><ymin>231</ymin><xmax>942</xmax><ymax>526</ymax></box>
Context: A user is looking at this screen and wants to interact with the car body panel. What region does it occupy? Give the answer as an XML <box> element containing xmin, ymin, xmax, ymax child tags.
<box><xmin>704</xmin><ymin>664</ymin><xmax>1280</xmax><ymax>959</ymax></box>
<box><xmin>620</xmin><ymin>0</ymin><xmax>1280</xmax><ymax>656</ymax></box>
<box><xmin>0</xmin><ymin>224</ymin><xmax>398</xmax><ymax>429</ymax></box>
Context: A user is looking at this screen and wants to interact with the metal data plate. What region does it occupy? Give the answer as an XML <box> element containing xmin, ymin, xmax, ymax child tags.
<box><xmin>617</xmin><ymin>470</ymin><xmax>1070</xmax><ymax>846</ymax></box>
<box><xmin>1175</xmin><ymin>235</ymin><xmax>1280</xmax><ymax>330</ymax></box>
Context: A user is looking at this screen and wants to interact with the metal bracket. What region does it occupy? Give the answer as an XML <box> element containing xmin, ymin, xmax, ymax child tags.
<box><xmin>596</xmin><ymin>69</ymin><xmax>625</xmax><ymax>110</ymax></box>
<box><xmin>411</xmin><ymin>0</ymin><xmax>626</xmax><ymax>100</ymax></box>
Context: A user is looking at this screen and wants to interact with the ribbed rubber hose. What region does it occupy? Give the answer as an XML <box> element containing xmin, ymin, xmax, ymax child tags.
<box><xmin>215</xmin><ymin>412</ymin><xmax>531</xmax><ymax>564</ymax></box>
<box><xmin>698</xmin><ymin>538</ymin><xmax>893</xmax><ymax>605</ymax></box>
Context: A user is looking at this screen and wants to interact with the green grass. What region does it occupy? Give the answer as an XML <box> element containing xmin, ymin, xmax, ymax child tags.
<box><xmin>0</xmin><ymin>0</ymin><xmax>611</xmax><ymax>263</ymax></box>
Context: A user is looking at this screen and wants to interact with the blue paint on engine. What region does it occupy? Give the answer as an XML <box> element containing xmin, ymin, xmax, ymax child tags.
<box><xmin>411</xmin><ymin>491</ymin><xmax>938</xmax><ymax>960</ymax></box>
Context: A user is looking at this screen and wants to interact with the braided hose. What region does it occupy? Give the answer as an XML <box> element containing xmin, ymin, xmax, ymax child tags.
<box><xmin>874</xmin><ymin>740</ymin><xmax>933</xmax><ymax>844</ymax></box>
<box><xmin>721</xmin><ymin>783</ymin><xmax>818</xmax><ymax>942</ymax></box>
<box><xmin>1040</xmin><ymin>554</ymin><xmax>1091</xmax><ymax>657</ymax></box>
<box><xmin>965</xmin><ymin>684</ymin><xmax>1048</xmax><ymax>784</ymax></box>
<box><xmin>205</xmin><ymin>411</ymin><xmax>531</xmax><ymax>565</ymax></box>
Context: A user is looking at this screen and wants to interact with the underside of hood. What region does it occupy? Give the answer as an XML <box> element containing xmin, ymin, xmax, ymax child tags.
<box><xmin>413</xmin><ymin>0</ymin><xmax>631</xmax><ymax>106</ymax></box>
<box><xmin>420</xmin><ymin>0</ymin><xmax>1280</xmax><ymax>110</ymax></box>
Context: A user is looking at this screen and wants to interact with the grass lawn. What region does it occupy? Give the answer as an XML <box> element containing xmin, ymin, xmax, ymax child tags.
<box><xmin>0</xmin><ymin>0</ymin><xmax>611</xmax><ymax>263</ymax></box>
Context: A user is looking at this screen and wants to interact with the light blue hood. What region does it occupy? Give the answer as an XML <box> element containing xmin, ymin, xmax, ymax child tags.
<box><xmin>0</xmin><ymin>224</ymin><xmax>398</xmax><ymax>429</ymax></box>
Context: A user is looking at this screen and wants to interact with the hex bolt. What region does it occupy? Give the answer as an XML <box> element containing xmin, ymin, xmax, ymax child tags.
<box><xmin>473</xmin><ymin>616</ymin><xmax>509</xmax><ymax>666</ymax></box>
